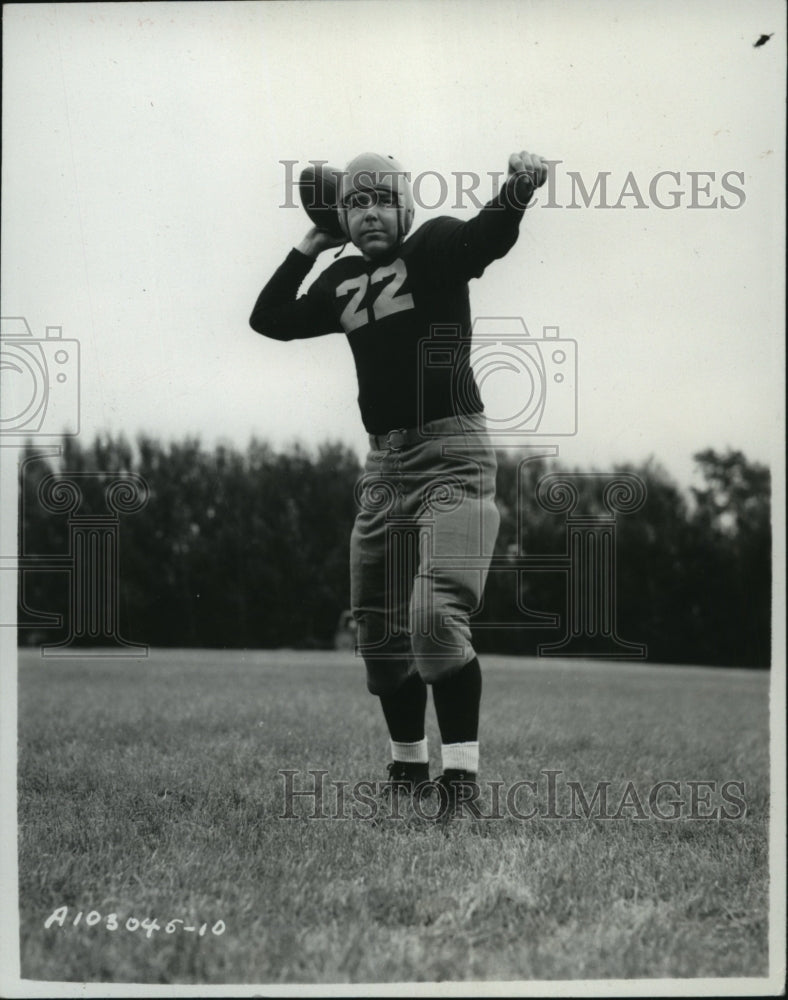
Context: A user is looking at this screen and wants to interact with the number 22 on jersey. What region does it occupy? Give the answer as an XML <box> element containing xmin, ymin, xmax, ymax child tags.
<box><xmin>336</xmin><ymin>259</ymin><xmax>415</xmax><ymax>333</ymax></box>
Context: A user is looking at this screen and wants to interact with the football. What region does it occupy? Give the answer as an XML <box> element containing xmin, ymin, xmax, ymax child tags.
<box><xmin>298</xmin><ymin>163</ymin><xmax>344</xmax><ymax>238</ymax></box>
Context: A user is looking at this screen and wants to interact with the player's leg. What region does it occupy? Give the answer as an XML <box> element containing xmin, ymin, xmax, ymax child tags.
<box><xmin>411</xmin><ymin>547</ymin><xmax>491</xmax><ymax>792</ymax></box>
<box><xmin>407</xmin><ymin>425</ymin><xmax>500</xmax><ymax>812</ymax></box>
<box><xmin>350</xmin><ymin>457</ymin><xmax>429</xmax><ymax>788</ymax></box>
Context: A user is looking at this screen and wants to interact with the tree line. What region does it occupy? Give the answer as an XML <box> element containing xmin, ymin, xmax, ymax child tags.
<box><xmin>17</xmin><ymin>435</ymin><xmax>770</xmax><ymax>667</ymax></box>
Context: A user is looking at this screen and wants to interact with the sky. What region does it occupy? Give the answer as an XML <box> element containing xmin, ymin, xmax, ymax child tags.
<box><xmin>1</xmin><ymin>0</ymin><xmax>785</xmax><ymax>490</ymax></box>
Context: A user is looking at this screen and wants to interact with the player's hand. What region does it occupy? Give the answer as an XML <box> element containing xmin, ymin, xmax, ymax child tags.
<box><xmin>296</xmin><ymin>226</ymin><xmax>346</xmax><ymax>259</ymax></box>
<box><xmin>507</xmin><ymin>150</ymin><xmax>548</xmax><ymax>207</ymax></box>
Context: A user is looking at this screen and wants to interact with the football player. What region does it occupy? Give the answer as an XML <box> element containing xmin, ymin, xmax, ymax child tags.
<box><xmin>250</xmin><ymin>150</ymin><xmax>547</xmax><ymax>817</ymax></box>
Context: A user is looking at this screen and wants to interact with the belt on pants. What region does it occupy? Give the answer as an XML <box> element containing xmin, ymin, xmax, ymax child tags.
<box><xmin>368</xmin><ymin>414</ymin><xmax>488</xmax><ymax>452</ymax></box>
<box><xmin>368</xmin><ymin>426</ymin><xmax>426</xmax><ymax>451</ymax></box>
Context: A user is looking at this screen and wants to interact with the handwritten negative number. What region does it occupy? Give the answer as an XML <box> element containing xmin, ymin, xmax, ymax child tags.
<box><xmin>337</xmin><ymin>259</ymin><xmax>415</xmax><ymax>333</ymax></box>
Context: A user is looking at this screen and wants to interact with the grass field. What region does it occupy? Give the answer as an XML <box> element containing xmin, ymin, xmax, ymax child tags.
<box><xmin>16</xmin><ymin>648</ymin><xmax>771</xmax><ymax>986</ymax></box>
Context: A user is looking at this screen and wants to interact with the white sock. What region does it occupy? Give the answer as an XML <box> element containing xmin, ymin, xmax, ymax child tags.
<box><xmin>390</xmin><ymin>737</ymin><xmax>429</xmax><ymax>764</ymax></box>
<box><xmin>441</xmin><ymin>741</ymin><xmax>479</xmax><ymax>774</ymax></box>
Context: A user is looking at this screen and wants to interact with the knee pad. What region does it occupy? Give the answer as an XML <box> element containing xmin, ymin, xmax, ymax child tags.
<box><xmin>410</xmin><ymin>608</ymin><xmax>474</xmax><ymax>684</ymax></box>
<box><xmin>363</xmin><ymin>657</ymin><xmax>416</xmax><ymax>696</ymax></box>
<box><xmin>353</xmin><ymin>611</ymin><xmax>415</xmax><ymax>695</ymax></box>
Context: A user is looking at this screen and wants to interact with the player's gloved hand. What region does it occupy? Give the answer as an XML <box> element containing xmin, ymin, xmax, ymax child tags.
<box><xmin>296</xmin><ymin>226</ymin><xmax>346</xmax><ymax>259</ymax></box>
<box><xmin>507</xmin><ymin>150</ymin><xmax>549</xmax><ymax>208</ymax></box>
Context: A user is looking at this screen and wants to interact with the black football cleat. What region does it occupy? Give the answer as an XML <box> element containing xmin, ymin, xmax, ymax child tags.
<box><xmin>433</xmin><ymin>769</ymin><xmax>482</xmax><ymax>822</ymax></box>
<box><xmin>384</xmin><ymin>760</ymin><xmax>430</xmax><ymax>791</ymax></box>
<box><xmin>380</xmin><ymin>761</ymin><xmax>430</xmax><ymax>817</ymax></box>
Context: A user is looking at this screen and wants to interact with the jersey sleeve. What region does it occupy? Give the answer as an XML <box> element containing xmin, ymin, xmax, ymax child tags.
<box><xmin>249</xmin><ymin>249</ymin><xmax>339</xmax><ymax>341</ymax></box>
<box><xmin>417</xmin><ymin>175</ymin><xmax>528</xmax><ymax>284</ymax></box>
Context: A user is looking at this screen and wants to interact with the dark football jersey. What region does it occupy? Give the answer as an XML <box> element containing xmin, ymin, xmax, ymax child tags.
<box><xmin>251</xmin><ymin>183</ymin><xmax>526</xmax><ymax>434</ymax></box>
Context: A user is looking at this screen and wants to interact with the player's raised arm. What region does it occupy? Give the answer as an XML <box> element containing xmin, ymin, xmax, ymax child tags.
<box><xmin>249</xmin><ymin>227</ymin><xmax>341</xmax><ymax>341</ymax></box>
<box><xmin>505</xmin><ymin>149</ymin><xmax>549</xmax><ymax>209</ymax></box>
<box><xmin>425</xmin><ymin>149</ymin><xmax>549</xmax><ymax>281</ymax></box>
<box><xmin>296</xmin><ymin>225</ymin><xmax>346</xmax><ymax>260</ymax></box>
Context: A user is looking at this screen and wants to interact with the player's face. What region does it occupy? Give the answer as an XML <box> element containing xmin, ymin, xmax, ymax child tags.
<box><xmin>345</xmin><ymin>188</ymin><xmax>400</xmax><ymax>259</ymax></box>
